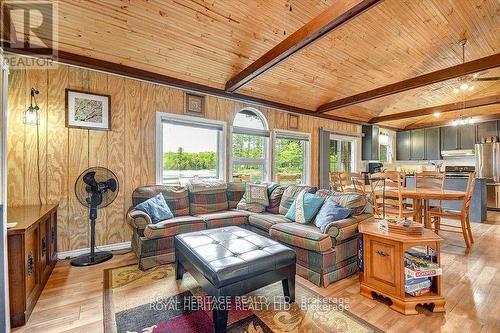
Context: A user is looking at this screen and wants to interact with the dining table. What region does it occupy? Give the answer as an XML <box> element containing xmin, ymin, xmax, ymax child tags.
<box><xmin>400</xmin><ymin>188</ymin><xmax>468</xmax><ymax>229</ymax></box>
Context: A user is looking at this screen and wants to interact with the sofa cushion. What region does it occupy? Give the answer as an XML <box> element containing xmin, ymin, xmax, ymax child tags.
<box><xmin>266</xmin><ymin>185</ymin><xmax>286</xmax><ymax>214</ymax></box>
<box><xmin>314</xmin><ymin>200</ymin><xmax>353</xmax><ymax>233</ymax></box>
<box><xmin>279</xmin><ymin>185</ymin><xmax>317</xmax><ymax>216</ymax></box>
<box><xmin>270</xmin><ymin>223</ymin><xmax>332</xmax><ymax>253</ymax></box>
<box><xmin>188</xmin><ymin>178</ymin><xmax>227</xmax><ymax>192</ymax></box>
<box><xmin>189</xmin><ymin>189</ymin><xmax>229</xmax><ymax>215</ymax></box>
<box><xmin>316</xmin><ymin>190</ymin><xmax>369</xmax><ymax>216</ymax></box>
<box><xmin>248</xmin><ymin>213</ymin><xmax>292</xmax><ymax>232</ymax></box>
<box><xmin>226</xmin><ymin>182</ymin><xmax>246</xmax><ymax>209</ymax></box>
<box><xmin>236</xmin><ymin>195</ymin><xmax>266</xmax><ymax>213</ymax></box>
<box><xmin>132</xmin><ymin>185</ymin><xmax>190</xmax><ymax>217</ymax></box>
<box><xmin>196</xmin><ymin>210</ymin><xmax>248</xmax><ymax>229</ymax></box>
<box><xmin>285</xmin><ymin>191</ymin><xmax>325</xmax><ymax>223</ymax></box>
<box><xmin>135</xmin><ymin>193</ymin><xmax>174</xmax><ymax>224</ymax></box>
<box><xmin>144</xmin><ymin>215</ymin><xmax>206</xmax><ymax>239</ymax></box>
<box><xmin>325</xmin><ymin>214</ymin><xmax>372</xmax><ymax>243</ymax></box>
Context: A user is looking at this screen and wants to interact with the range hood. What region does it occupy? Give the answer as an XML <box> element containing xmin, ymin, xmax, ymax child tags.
<box><xmin>441</xmin><ymin>149</ymin><xmax>475</xmax><ymax>157</ymax></box>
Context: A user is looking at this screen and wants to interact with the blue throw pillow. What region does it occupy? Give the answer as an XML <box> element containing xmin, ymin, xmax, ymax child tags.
<box><xmin>135</xmin><ymin>193</ymin><xmax>173</xmax><ymax>224</ymax></box>
<box><xmin>285</xmin><ymin>192</ymin><xmax>325</xmax><ymax>223</ymax></box>
<box><xmin>314</xmin><ymin>200</ymin><xmax>353</xmax><ymax>233</ymax></box>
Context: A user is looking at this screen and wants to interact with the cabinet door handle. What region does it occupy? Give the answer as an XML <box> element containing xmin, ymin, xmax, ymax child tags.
<box><xmin>376</xmin><ymin>250</ymin><xmax>389</xmax><ymax>257</ymax></box>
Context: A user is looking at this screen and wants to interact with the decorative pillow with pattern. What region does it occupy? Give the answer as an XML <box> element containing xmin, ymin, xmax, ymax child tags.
<box><xmin>266</xmin><ymin>185</ymin><xmax>287</xmax><ymax>214</ymax></box>
<box><xmin>236</xmin><ymin>196</ymin><xmax>266</xmax><ymax>213</ymax></box>
<box><xmin>285</xmin><ymin>191</ymin><xmax>325</xmax><ymax>224</ymax></box>
<box><xmin>246</xmin><ymin>183</ymin><xmax>269</xmax><ymax>206</ymax></box>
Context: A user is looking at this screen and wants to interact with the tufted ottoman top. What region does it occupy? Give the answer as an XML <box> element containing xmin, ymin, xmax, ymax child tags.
<box><xmin>175</xmin><ymin>226</ymin><xmax>295</xmax><ymax>288</ymax></box>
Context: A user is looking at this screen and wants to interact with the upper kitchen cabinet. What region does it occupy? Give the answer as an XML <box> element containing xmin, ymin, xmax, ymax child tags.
<box><xmin>410</xmin><ymin>129</ymin><xmax>425</xmax><ymax>160</ymax></box>
<box><xmin>476</xmin><ymin>121</ymin><xmax>498</xmax><ymax>142</ymax></box>
<box><xmin>425</xmin><ymin>127</ymin><xmax>441</xmax><ymax>160</ymax></box>
<box><xmin>396</xmin><ymin>131</ymin><xmax>411</xmax><ymax>160</ymax></box>
<box><xmin>441</xmin><ymin>126</ymin><xmax>459</xmax><ymax>150</ymax></box>
<box><xmin>362</xmin><ymin>125</ymin><xmax>380</xmax><ymax>161</ymax></box>
<box><xmin>459</xmin><ymin>124</ymin><xmax>476</xmax><ymax>149</ymax></box>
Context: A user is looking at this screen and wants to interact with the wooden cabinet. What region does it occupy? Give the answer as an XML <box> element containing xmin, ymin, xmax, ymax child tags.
<box><xmin>441</xmin><ymin>126</ymin><xmax>458</xmax><ymax>150</ymax></box>
<box><xmin>459</xmin><ymin>124</ymin><xmax>476</xmax><ymax>149</ymax></box>
<box><xmin>476</xmin><ymin>121</ymin><xmax>498</xmax><ymax>142</ymax></box>
<box><xmin>424</xmin><ymin>128</ymin><xmax>441</xmax><ymax>160</ymax></box>
<box><xmin>7</xmin><ymin>204</ymin><xmax>58</xmax><ymax>327</ymax></box>
<box><xmin>362</xmin><ymin>125</ymin><xmax>380</xmax><ymax>161</ymax></box>
<box><xmin>396</xmin><ymin>131</ymin><xmax>411</xmax><ymax>160</ymax></box>
<box><xmin>410</xmin><ymin>129</ymin><xmax>425</xmax><ymax>160</ymax></box>
<box><xmin>359</xmin><ymin>221</ymin><xmax>445</xmax><ymax>315</ymax></box>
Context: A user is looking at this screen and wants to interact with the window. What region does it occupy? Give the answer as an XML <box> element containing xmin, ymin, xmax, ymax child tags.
<box><xmin>156</xmin><ymin>113</ymin><xmax>225</xmax><ymax>184</ymax></box>
<box><xmin>329</xmin><ymin>135</ymin><xmax>357</xmax><ymax>172</ymax></box>
<box><xmin>231</xmin><ymin>109</ymin><xmax>269</xmax><ymax>182</ymax></box>
<box><xmin>379</xmin><ymin>131</ymin><xmax>391</xmax><ymax>163</ymax></box>
<box><xmin>274</xmin><ymin>131</ymin><xmax>310</xmax><ymax>184</ymax></box>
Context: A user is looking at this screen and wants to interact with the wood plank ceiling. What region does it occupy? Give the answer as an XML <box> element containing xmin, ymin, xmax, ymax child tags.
<box><xmin>7</xmin><ymin>0</ymin><xmax>500</xmax><ymax>129</ymax></box>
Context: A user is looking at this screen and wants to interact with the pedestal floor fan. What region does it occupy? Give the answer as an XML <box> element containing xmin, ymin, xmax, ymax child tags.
<box><xmin>71</xmin><ymin>167</ymin><xmax>119</xmax><ymax>266</ymax></box>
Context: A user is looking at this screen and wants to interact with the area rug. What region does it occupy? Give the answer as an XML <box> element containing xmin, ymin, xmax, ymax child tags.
<box><xmin>104</xmin><ymin>264</ymin><xmax>382</xmax><ymax>333</ymax></box>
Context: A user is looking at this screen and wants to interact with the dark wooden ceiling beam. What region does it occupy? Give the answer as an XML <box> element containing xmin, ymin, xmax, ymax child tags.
<box><xmin>2</xmin><ymin>43</ymin><xmax>379</xmax><ymax>127</ymax></box>
<box><xmin>317</xmin><ymin>52</ymin><xmax>500</xmax><ymax>113</ymax></box>
<box><xmin>369</xmin><ymin>95</ymin><xmax>500</xmax><ymax>123</ymax></box>
<box><xmin>224</xmin><ymin>0</ymin><xmax>383</xmax><ymax>92</ymax></box>
<box><xmin>404</xmin><ymin>112</ymin><xmax>500</xmax><ymax>130</ymax></box>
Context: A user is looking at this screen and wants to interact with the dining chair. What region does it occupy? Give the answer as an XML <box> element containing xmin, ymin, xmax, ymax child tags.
<box><xmin>369</xmin><ymin>171</ymin><xmax>416</xmax><ymax>220</ymax></box>
<box><xmin>340</xmin><ymin>172</ymin><xmax>363</xmax><ymax>192</ymax></box>
<box><xmin>416</xmin><ymin>171</ymin><xmax>445</xmax><ymax>224</ymax></box>
<box><xmin>329</xmin><ymin>172</ymin><xmax>343</xmax><ymax>191</ymax></box>
<box><xmin>429</xmin><ymin>173</ymin><xmax>475</xmax><ymax>248</ymax></box>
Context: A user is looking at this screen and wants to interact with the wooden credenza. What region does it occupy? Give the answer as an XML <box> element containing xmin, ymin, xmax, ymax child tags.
<box><xmin>7</xmin><ymin>204</ymin><xmax>58</xmax><ymax>327</ymax></box>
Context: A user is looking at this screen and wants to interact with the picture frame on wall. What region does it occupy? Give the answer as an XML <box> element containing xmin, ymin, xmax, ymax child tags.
<box><xmin>288</xmin><ymin>114</ymin><xmax>299</xmax><ymax>130</ymax></box>
<box><xmin>66</xmin><ymin>89</ymin><xmax>111</xmax><ymax>130</ymax></box>
<box><xmin>185</xmin><ymin>93</ymin><xmax>205</xmax><ymax>117</ymax></box>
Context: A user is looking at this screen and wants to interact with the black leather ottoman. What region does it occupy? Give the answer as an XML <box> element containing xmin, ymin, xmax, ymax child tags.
<box><xmin>174</xmin><ymin>226</ymin><xmax>296</xmax><ymax>333</ymax></box>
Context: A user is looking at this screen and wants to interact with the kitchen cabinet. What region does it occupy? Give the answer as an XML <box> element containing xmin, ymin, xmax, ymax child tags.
<box><xmin>459</xmin><ymin>124</ymin><xmax>476</xmax><ymax>149</ymax></box>
<box><xmin>396</xmin><ymin>131</ymin><xmax>411</xmax><ymax>160</ymax></box>
<box><xmin>425</xmin><ymin>127</ymin><xmax>441</xmax><ymax>160</ymax></box>
<box><xmin>441</xmin><ymin>126</ymin><xmax>458</xmax><ymax>150</ymax></box>
<box><xmin>362</xmin><ymin>125</ymin><xmax>380</xmax><ymax>161</ymax></box>
<box><xmin>410</xmin><ymin>129</ymin><xmax>425</xmax><ymax>160</ymax></box>
<box><xmin>476</xmin><ymin>121</ymin><xmax>498</xmax><ymax>142</ymax></box>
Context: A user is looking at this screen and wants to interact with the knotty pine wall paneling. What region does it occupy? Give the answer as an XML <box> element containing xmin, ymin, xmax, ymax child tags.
<box><xmin>7</xmin><ymin>62</ymin><xmax>360</xmax><ymax>251</ymax></box>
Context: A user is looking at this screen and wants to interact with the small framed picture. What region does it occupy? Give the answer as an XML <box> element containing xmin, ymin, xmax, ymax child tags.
<box><xmin>185</xmin><ymin>93</ymin><xmax>205</xmax><ymax>117</ymax></box>
<box><xmin>288</xmin><ymin>114</ymin><xmax>299</xmax><ymax>130</ymax></box>
<box><xmin>66</xmin><ymin>89</ymin><xmax>111</xmax><ymax>130</ymax></box>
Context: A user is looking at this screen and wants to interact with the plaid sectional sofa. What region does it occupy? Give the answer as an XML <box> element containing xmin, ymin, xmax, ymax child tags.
<box><xmin>128</xmin><ymin>183</ymin><xmax>373</xmax><ymax>287</ymax></box>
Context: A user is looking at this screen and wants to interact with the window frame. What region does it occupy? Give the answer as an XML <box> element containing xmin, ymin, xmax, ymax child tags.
<box><xmin>329</xmin><ymin>133</ymin><xmax>360</xmax><ymax>173</ymax></box>
<box><xmin>230</xmin><ymin>108</ymin><xmax>271</xmax><ymax>182</ymax></box>
<box><xmin>273</xmin><ymin>129</ymin><xmax>311</xmax><ymax>184</ymax></box>
<box><xmin>155</xmin><ymin>112</ymin><xmax>227</xmax><ymax>184</ymax></box>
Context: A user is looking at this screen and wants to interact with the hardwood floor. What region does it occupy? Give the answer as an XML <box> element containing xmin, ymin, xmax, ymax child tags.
<box><xmin>12</xmin><ymin>212</ymin><xmax>500</xmax><ymax>333</ymax></box>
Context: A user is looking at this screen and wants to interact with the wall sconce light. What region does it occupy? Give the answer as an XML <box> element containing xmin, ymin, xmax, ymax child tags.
<box><xmin>24</xmin><ymin>88</ymin><xmax>40</xmax><ymax>125</ymax></box>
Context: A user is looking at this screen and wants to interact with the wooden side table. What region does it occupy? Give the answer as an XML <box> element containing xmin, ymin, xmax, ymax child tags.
<box><xmin>359</xmin><ymin>220</ymin><xmax>445</xmax><ymax>315</ymax></box>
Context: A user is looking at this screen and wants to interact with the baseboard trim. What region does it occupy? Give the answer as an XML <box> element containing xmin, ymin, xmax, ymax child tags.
<box><xmin>57</xmin><ymin>241</ymin><xmax>131</xmax><ymax>260</ymax></box>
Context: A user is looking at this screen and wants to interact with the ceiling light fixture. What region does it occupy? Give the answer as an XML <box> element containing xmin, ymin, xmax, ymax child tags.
<box><xmin>433</xmin><ymin>111</ymin><xmax>441</xmax><ymax>118</ymax></box>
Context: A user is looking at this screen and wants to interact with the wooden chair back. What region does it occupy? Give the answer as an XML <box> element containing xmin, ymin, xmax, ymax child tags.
<box><xmin>341</xmin><ymin>172</ymin><xmax>364</xmax><ymax>193</ymax></box>
<box><xmin>462</xmin><ymin>173</ymin><xmax>476</xmax><ymax>213</ymax></box>
<box><xmin>416</xmin><ymin>171</ymin><xmax>445</xmax><ymax>189</ymax></box>
<box><xmin>329</xmin><ymin>172</ymin><xmax>343</xmax><ymax>191</ymax></box>
<box><xmin>370</xmin><ymin>171</ymin><xmax>405</xmax><ymax>217</ymax></box>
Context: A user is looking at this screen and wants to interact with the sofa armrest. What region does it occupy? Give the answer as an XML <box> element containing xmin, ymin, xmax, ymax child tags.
<box><xmin>325</xmin><ymin>214</ymin><xmax>373</xmax><ymax>243</ymax></box>
<box><xmin>127</xmin><ymin>208</ymin><xmax>152</xmax><ymax>235</ymax></box>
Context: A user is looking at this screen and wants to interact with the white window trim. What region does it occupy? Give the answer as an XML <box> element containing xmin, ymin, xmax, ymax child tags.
<box><xmin>155</xmin><ymin>112</ymin><xmax>227</xmax><ymax>184</ymax></box>
<box><xmin>329</xmin><ymin>133</ymin><xmax>361</xmax><ymax>172</ymax></box>
<box><xmin>273</xmin><ymin>129</ymin><xmax>311</xmax><ymax>185</ymax></box>
<box><xmin>230</xmin><ymin>108</ymin><xmax>271</xmax><ymax>182</ymax></box>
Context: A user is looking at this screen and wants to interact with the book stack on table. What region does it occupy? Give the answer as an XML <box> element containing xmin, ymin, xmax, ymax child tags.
<box><xmin>404</xmin><ymin>250</ymin><xmax>442</xmax><ymax>296</ymax></box>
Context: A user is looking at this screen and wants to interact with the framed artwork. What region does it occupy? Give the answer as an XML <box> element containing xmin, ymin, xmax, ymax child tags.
<box><xmin>288</xmin><ymin>114</ymin><xmax>299</xmax><ymax>130</ymax></box>
<box><xmin>66</xmin><ymin>89</ymin><xmax>111</xmax><ymax>130</ymax></box>
<box><xmin>185</xmin><ymin>93</ymin><xmax>205</xmax><ymax>117</ymax></box>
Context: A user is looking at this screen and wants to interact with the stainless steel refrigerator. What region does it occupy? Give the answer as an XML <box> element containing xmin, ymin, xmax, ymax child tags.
<box><xmin>475</xmin><ymin>142</ymin><xmax>500</xmax><ymax>210</ymax></box>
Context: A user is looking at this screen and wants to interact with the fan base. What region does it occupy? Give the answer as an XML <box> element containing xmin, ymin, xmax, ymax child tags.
<box><xmin>70</xmin><ymin>251</ymin><xmax>113</xmax><ymax>266</ymax></box>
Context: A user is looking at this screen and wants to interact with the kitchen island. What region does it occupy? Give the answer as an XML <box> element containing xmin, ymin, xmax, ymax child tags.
<box><xmin>405</xmin><ymin>176</ymin><xmax>487</xmax><ymax>222</ymax></box>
